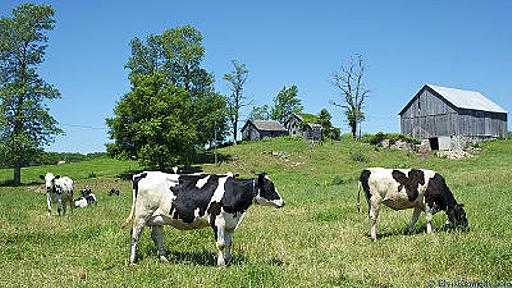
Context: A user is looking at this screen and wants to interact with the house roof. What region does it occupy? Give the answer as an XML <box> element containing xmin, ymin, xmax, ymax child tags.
<box><xmin>306</xmin><ymin>123</ymin><xmax>322</xmax><ymax>129</ymax></box>
<box><xmin>400</xmin><ymin>84</ymin><xmax>507</xmax><ymax>115</ymax></box>
<box><xmin>244</xmin><ymin>120</ymin><xmax>287</xmax><ymax>132</ymax></box>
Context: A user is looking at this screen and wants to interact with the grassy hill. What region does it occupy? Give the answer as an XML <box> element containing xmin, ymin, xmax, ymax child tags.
<box><xmin>0</xmin><ymin>137</ymin><xmax>511</xmax><ymax>287</ymax></box>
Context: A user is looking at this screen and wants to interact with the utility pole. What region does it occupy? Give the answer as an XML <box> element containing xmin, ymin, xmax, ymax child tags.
<box><xmin>214</xmin><ymin>121</ymin><xmax>218</xmax><ymax>165</ymax></box>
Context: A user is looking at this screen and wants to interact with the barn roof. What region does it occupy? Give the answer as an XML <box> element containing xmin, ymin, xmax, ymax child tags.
<box><xmin>400</xmin><ymin>84</ymin><xmax>507</xmax><ymax>114</ymax></box>
<box><xmin>245</xmin><ymin>120</ymin><xmax>287</xmax><ymax>132</ymax></box>
<box><xmin>427</xmin><ymin>84</ymin><xmax>507</xmax><ymax>113</ymax></box>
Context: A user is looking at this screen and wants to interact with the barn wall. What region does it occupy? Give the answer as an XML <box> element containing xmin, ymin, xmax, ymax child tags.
<box><xmin>242</xmin><ymin>124</ymin><xmax>261</xmax><ymax>141</ymax></box>
<box><xmin>456</xmin><ymin>110</ymin><xmax>508</xmax><ymax>138</ymax></box>
<box><xmin>401</xmin><ymin>87</ymin><xmax>508</xmax><ymax>139</ymax></box>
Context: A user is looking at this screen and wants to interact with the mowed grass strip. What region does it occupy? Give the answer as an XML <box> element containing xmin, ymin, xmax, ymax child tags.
<box><xmin>0</xmin><ymin>138</ymin><xmax>511</xmax><ymax>287</ymax></box>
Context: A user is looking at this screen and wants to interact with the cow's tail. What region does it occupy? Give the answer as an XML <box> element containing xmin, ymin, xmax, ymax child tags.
<box><xmin>122</xmin><ymin>173</ymin><xmax>144</xmax><ymax>228</ymax></box>
<box><xmin>121</xmin><ymin>186</ymin><xmax>136</xmax><ymax>228</ymax></box>
<box><xmin>356</xmin><ymin>181</ymin><xmax>362</xmax><ymax>212</ymax></box>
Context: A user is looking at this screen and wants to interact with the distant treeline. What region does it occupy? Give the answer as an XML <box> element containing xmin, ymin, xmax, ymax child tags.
<box><xmin>0</xmin><ymin>152</ymin><xmax>108</xmax><ymax>169</ymax></box>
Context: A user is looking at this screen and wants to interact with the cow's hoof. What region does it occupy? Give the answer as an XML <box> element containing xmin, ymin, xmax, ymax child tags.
<box><xmin>159</xmin><ymin>256</ymin><xmax>169</xmax><ymax>263</ymax></box>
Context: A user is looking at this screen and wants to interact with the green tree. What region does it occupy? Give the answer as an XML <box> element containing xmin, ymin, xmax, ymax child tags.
<box><xmin>223</xmin><ymin>60</ymin><xmax>250</xmax><ymax>145</ymax></box>
<box><xmin>270</xmin><ymin>85</ymin><xmax>303</xmax><ymax>123</ymax></box>
<box><xmin>106</xmin><ymin>73</ymin><xmax>196</xmax><ymax>169</ymax></box>
<box><xmin>0</xmin><ymin>3</ymin><xmax>62</xmax><ymax>186</ymax></box>
<box><xmin>317</xmin><ymin>109</ymin><xmax>340</xmax><ymax>140</ymax></box>
<box><xmin>331</xmin><ymin>54</ymin><xmax>369</xmax><ymax>139</ymax></box>
<box><xmin>248</xmin><ymin>105</ymin><xmax>270</xmax><ymax>121</ymax></box>
<box><xmin>107</xmin><ymin>25</ymin><xmax>227</xmax><ymax>168</ymax></box>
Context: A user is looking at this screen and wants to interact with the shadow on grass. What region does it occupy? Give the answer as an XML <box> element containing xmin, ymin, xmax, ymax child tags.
<box><xmin>368</xmin><ymin>224</ymin><xmax>470</xmax><ymax>240</ymax></box>
<box><xmin>164</xmin><ymin>250</ymin><xmax>249</xmax><ymax>266</ymax></box>
<box><xmin>0</xmin><ymin>179</ymin><xmax>41</xmax><ymax>187</ymax></box>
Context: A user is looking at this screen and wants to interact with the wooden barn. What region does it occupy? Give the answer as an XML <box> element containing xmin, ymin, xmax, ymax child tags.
<box><xmin>400</xmin><ymin>84</ymin><xmax>508</xmax><ymax>146</ymax></box>
<box><xmin>284</xmin><ymin>113</ymin><xmax>323</xmax><ymax>141</ymax></box>
<box><xmin>241</xmin><ymin>120</ymin><xmax>288</xmax><ymax>141</ymax></box>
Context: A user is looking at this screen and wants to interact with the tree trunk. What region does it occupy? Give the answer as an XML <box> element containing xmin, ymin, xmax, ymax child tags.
<box><xmin>351</xmin><ymin>122</ymin><xmax>357</xmax><ymax>140</ymax></box>
<box><xmin>13</xmin><ymin>160</ymin><xmax>21</xmax><ymax>186</ymax></box>
<box><xmin>233</xmin><ymin>120</ymin><xmax>238</xmax><ymax>145</ymax></box>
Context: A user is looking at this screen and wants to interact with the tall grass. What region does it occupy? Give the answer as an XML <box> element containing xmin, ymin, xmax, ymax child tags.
<box><xmin>0</xmin><ymin>137</ymin><xmax>510</xmax><ymax>287</ymax></box>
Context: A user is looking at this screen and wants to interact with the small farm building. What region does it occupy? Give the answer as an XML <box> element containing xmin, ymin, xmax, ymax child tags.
<box><xmin>284</xmin><ymin>114</ymin><xmax>323</xmax><ymax>141</ymax></box>
<box><xmin>241</xmin><ymin>120</ymin><xmax>288</xmax><ymax>141</ymax></box>
<box><xmin>400</xmin><ymin>84</ymin><xmax>508</xmax><ymax>149</ymax></box>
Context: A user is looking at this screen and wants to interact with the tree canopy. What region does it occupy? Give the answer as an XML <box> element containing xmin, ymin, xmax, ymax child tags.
<box><xmin>106</xmin><ymin>25</ymin><xmax>227</xmax><ymax>169</ymax></box>
<box><xmin>0</xmin><ymin>3</ymin><xmax>62</xmax><ymax>185</ymax></box>
<box><xmin>249</xmin><ymin>85</ymin><xmax>303</xmax><ymax>123</ymax></box>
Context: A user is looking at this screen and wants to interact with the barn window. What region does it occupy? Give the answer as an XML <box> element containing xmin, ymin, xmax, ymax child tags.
<box><xmin>417</xmin><ymin>96</ymin><xmax>421</xmax><ymax>112</ymax></box>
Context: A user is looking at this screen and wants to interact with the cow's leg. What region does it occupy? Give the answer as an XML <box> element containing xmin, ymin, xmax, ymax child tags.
<box><xmin>212</xmin><ymin>218</ymin><xmax>227</xmax><ymax>266</ymax></box>
<box><xmin>151</xmin><ymin>225</ymin><xmax>168</xmax><ymax>263</ymax></box>
<box><xmin>129</xmin><ymin>216</ymin><xmax>149</xmax><ymax>264</ymax></box>
<box><xmin>369</xmin><ymin>200</ymin><xmax>380</xmax><ymax>241</ymax></box>
<box><xmin>224</xmin><ymin>230</ymin><xmax>233</xmax><ymax>266</ymax></box>
<box><xmin>47</xmin><ymin>194</ymin><xmax>52</xmax><ymax>216</ymax></box>
<box><xmin>62</xmin><ymin>198</ymin><xmax>67</xmax><ymax>216</ymax></box>
<box><xmin>406</xmin><ymin>207</ymin><xmax>422</xmax><ymax>235</ymax></box>
<box><xmin>57</xmin><ymin>198</ymin><xmax>63</xmax><ymax>216</ymax></box>
<box><xmin>425</xmin><ymin>205</ymin><xmax>434</xmax><ymax>234</ymax></box>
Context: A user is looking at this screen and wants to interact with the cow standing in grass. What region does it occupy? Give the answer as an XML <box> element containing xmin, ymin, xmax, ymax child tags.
<box><xmin>357</xmin><ymin>168</ymin><xmax>468</xmax><ymax>240</ymax></box>
<box><xmin>122</xmin><ymin>171</ymin><xmax>284</xmax><ymax>266</ymax></box>
<box><xmin>40</xmin><ymin>173</ymin><xmax>74</xmax><ymax>216</ymax></box>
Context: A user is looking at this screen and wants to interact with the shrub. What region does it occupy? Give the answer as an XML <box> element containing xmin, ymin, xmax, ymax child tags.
<box><xmin>87</xmin><ymin>172</ymin><xmax>97</xmax><ymax>178</ymax></box>
<box><xmin>350</xmin><ymin>151</ymin><xmax>368</xmax><ymax>162</ymax></box>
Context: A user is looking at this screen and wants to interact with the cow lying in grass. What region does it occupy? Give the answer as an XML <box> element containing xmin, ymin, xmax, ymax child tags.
<box><xmin>357</xmin><ymin>168</ymin><xmax>468</xmax><ymax>240</ymax></box>
<box><xmin>73</xmin><ymin>189</ymin><xmax>97</xmax><ymax>208</ymax></box>
<box><xmin>40</xmin><ymin>173</ymin><xmax>74</xmax><ymax>216</ymax></box>
<box><xmin>122</xmin><ymin>171</ymin><xmax>284</xmax><ymax>266</ymax></box>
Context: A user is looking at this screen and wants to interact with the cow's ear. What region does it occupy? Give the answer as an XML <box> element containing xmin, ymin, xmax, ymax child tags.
<box><xmin>39</xmin><ymin>175</ymin><xmax>45</xmax><ymax>180</ymax></box>
<box><xmin>55</xmin><ymin>175</ymin><xmax>60</xmax><ymax>179</ymax></box>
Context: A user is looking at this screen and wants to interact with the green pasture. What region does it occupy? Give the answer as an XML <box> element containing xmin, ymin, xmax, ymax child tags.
<box><xmin>0</xmin><ymin>138</ymin><xmax>510</xmax><ymax>287</ymax></box>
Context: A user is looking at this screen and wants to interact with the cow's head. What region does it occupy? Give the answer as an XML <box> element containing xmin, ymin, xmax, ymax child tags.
<box><xmin>81</xmin><ymin>188</ymin><xmax>92</xmax><ymax>197</ymax></box>
<box><xmin>447</xmin><ymin>203</ymin><xmax>469</xmax><ymax>231</ymax></box>
<box><xmin>254</xmin><ymin>173</ymin><xmax>285</xmax><ymax>208</ymax></box>
<box><xmin>39</xmin><ymin>173</ymin><xmax>60</xmax><ymax>193</ymax></box>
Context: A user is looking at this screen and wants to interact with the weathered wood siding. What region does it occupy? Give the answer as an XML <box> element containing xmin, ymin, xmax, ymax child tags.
<box><xmin>242</xmin><ymin>123</ymin><xmax>261</xmax><ymax>141</ymax></box>
<box><xmin>400</xmin><ymin>87</ymin><xmax>508</xmax><ymax>139</ymax></box>
<box><xmin>401</xmin><ymin>88</ymin><xmax>458</xmax><ymax>138</ymax></box>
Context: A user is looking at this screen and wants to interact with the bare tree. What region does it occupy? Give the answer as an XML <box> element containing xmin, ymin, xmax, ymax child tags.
<box><xmin>223</xmin><ymin>60</ymin><xmax>250</xmax><ymax>145</ymax></box>
<box><xmin>330</xmin><ymin>54</ymin><xmax>369</xmax><ymax>139</ymax></box>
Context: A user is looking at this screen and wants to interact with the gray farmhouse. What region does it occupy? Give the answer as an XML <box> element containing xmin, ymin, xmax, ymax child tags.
<box><xmin>241</xmin><ymin>120</ymin><xmax>288</xmax><ymax>141</ymax></box>
<box><xmin>400</xmin><ymin>84</ymin><xmax>507</xmax><ymax>148</ymax></box>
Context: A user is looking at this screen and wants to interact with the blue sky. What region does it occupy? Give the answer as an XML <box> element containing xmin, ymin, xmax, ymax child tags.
<box><xmin>2</xmin><ymin>1</ymin><xmax>511</xmax><ymax>153</ymax></box>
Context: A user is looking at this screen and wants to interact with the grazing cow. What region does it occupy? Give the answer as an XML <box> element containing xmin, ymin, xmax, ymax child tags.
<box><xmin>73</xmin><ymin>189</ymin><xmax>97</xmax><ymax>208</ymax></box>
<box><xmin>40</xmin><ymin>173</ymin><xmax>74</xmax><ymax>216</ymax></box>
<box><xmin>122</xmin><ymin>171</ymin><xmax>285</xmax><ymax>266</ymax></box>
<box><xmin>357</xmin><ymin>168</ymin><xmax>468</xmax><ymax>240</ymax></box>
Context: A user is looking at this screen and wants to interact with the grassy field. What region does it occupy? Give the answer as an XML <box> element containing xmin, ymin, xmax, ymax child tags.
<box><xmin>0</xmin><ymin>137</ymin><xmax>511</xmax><ymax>287</ymax></box>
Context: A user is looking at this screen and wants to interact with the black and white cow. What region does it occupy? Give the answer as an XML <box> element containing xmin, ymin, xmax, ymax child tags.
<box><xmin>39</xmin><ymin>173</ymin><xmax>74</xmax><ymax>216</ymax></box>
<box><xmin>122</xmin><ymin>171</ymin><xmax>284</xmax><ymax>266</ymax></box>
<box><xmin>357</xmin><ymin>168</ymin><xmax>468</xmax><ymax>240</ymax></box>
<box><xmin>73</xmin><ymin>189</ymin><xmax>97</xmax><ymax>208</ymax></box>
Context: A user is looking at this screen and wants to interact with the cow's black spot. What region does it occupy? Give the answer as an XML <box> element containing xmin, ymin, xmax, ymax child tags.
<box><xmin>208</xmin><ymin>201</ymin><xmax>222</xmax><ymax>226</ymax></box>
<box><xmin>359</xmin><ymin>169</ymin><xmax>372</xmax><ymax>200</ymax></box>
<box><xmin>391</xmin><ymin>169</ymin><xmax>425</xmax><ymax>201</ymax></box>
<box><xmin>169</xmin><ymin>175</ymin><xmax>222</xmax><ymax>224</ymax></box>
<box><xmin>221</xmin><ymin>178</ymin><xmax>256</xmax><ymax>214</ymax></box>
<box><xmin>424</xmin><ymin>173</ymin><xmax>456</xmax><ymax>211</ymax></box>
<box><xmin>132</xmin><ymin>173</ymin><xmax>147</xmax><ymax>198</ymax></box>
